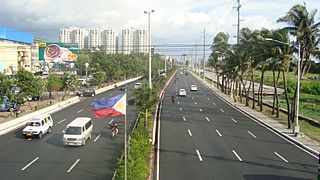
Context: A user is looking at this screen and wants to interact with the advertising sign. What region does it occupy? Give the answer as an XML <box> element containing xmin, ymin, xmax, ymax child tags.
<box><xmin>39</xmin><ymin>42</ymin><xmax>78</xmax><ymax>62</ymax></box>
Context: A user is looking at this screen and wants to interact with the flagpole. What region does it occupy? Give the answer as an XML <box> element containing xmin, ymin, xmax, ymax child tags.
<box><xmin>125</xmin><ymin>97</ymin><xmax>127</xmax><ymax>180</ymax></box>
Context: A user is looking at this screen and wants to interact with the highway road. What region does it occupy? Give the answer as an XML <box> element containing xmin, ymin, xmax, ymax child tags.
<box><xmin>0</xmin><ymin>81</ymin><xmax>140</xmax><ymax>180</ymax></box>
<box><xmin>158</xmin><ymin>70</ymin><xmax>318</xmax><ymax>180</ymax></box>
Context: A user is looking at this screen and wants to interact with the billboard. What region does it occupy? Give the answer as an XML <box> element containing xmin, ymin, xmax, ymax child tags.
<box><xmin>39</xmin><ymin>42</ymin><xmax>78</xmax><ymax>62</ymax></box>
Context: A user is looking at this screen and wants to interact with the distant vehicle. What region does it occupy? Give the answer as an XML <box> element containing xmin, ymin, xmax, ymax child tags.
<box><xmin>134</xmin><ymin>83</ymin><xmax>142</xmax><ymax>90</ymax></box>
<box><xmin>180</xmin><ymin>72</ymin><xmax>183</xmax><ymax>75</ymax></box>
<box><xmin>76</xmin><ymin>89</ymin><xmax>96</xmax><ymax>97</ymax></box>
<box><xmin>63</xmin><ymin>117</ymin><xmax>93</xmax><ymax>146</ymax></box>
<box><xmin>0</xmin><ymin>96</ymin><xmax>17</xmax><ymax>112</ymax></box>
<box><xmin>185</xmin><ymin>72</ymin><xmax>188</xmax><ymax>75</ymax></box>
<box><xmin>179</xmin><ymin>89</ymin><xmax>187</xmax><ymax>96</ymax></box>
<box><xmin>190</xmin><ymin>85</ymin><xmax>197</xmax><ymax>91</ymax></box>
<box><xmin>119</xmin><ymin>84</ymin><xmax>128</xmax><ymax>91</ymax></box>
<box><xmin>22</xmin><ymin>114</ymin><xmax>53</xmax><ymax>139</ymax></box>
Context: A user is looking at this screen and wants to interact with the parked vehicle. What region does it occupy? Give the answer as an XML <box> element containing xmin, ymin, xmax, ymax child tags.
<box><xmin>22</xmin><ymin>114</ymin><xmax>53</xmax><ymax>138</ymax></box>
<box><xmin>0</xmin><ymin>96</ymin><xmax>17</xmax><ymax>112</ymax></box>
<box><xmin>63</xmin><ymin>117</ymin><xmax>93</xmax><ymax>146</ymax></box>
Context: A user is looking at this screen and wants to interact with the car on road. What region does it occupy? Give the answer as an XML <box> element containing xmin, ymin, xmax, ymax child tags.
<box><xmin>22</xmin><ymin>114</ymin><xmax>53</xmax><ymax>138</ymax></box>
<box><xmin>178</xmin><ymin>89</ymin><xmax>187</xmax><ymax>96</ymax></box>
<box><xmin>134</xmin><ymin>83</ymin><xmax>142</xmax><ymax>90</ymax></box>
<box><xmin>63</xmin><ymin>117</ymin><xmax>93</xmax><ymax>146</ymax></box>
<box><xmin>76</xmin><ymin>89</ymin><xmax>96</xmax><ymax>97</ymax></box>
<box><xmin>190</xmin><ymin>85</ymin><xmax>197</xmax><ymax>91</ymax></box>
<box><xmin>180</xmin><ymin>72</ymin><xmax>183</xmax><ymax>75</ymax></box>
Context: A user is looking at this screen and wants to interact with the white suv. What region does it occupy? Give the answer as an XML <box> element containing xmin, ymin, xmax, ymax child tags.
<box><xmin>22</xmin><ymin>114</ymin><xmax>53</xmax><ymax>139</ymax></box>
<box><xmin>179</xmin><ymin>89</ymin><xmax>187</xmax><ymax>96</ymax></box>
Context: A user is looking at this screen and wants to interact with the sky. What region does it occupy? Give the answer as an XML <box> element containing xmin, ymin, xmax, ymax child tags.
<box><xmin>0</xmin><ymin>0</ymin><xmax>319</xmax><ymax>57</ymax></box>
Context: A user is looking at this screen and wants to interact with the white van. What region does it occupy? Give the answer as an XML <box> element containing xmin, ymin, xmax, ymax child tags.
<box><xmin>62</xmin><ymin>117</ymin><xmax>93</xmax><ymax>146</ymax></box>
<box><xmin>134</xmin><ymin>82</ymin><xmax>142</xmax><ymax>89</ymax></box>
<box><xmin>22</xmin><ymin>114</ymin><xmax>53</xmax><ymax>138</ymax></box>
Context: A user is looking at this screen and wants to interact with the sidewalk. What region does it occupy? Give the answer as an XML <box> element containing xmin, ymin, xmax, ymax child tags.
<box><xmin>193</xmin><ymin>71</ymin><xmax>320</xmax><ymax>156</ymax></box>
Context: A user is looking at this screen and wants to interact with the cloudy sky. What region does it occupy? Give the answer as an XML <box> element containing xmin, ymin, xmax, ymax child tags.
<box><xmin>0</xmin><ymin>0</ymin><xmax>319</xmax><ymax>56</ymax></box>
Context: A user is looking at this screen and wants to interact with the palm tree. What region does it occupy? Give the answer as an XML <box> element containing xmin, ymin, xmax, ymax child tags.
<box><xmin>209</xmin><ymin>32</ymin><xmax>230</xmax><ymax>90</ymax></box>
<box><xmin>267</xmin><ymin>29</ymin><xmax>294</xmax><ymax>128</ymax></box>
<box><xmin>277</xmin><ymin>3</ymin><xmax>320</xmax><ymax>123</ymax></box>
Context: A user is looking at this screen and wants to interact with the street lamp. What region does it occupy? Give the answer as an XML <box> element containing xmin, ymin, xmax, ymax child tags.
<box><xmin>144</xmin><ymin>10</ymin><xmax>155</xmax><ymax>89</ymax></box>
<box><xmin>85</xmin><ymin>62</ymin><xmax>89</xmax><ymax>84</ymax></box>
<box><xmin>265</xmin><ymin>38</ymin><xmax>301</xmax><ymax>135</ymax></box>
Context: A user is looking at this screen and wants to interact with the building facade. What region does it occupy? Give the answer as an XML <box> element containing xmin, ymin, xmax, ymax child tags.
<box><xmin>102</xmin><ymin>28</ymin><xmax>117</xmax><ymax>54</ymax></box>
<box><xmin>59</xmin><ymin>27</ymin><xmax>88</xmax><ymax>50</ymax></box>
<box><xmin>0</xmin><ymin>26</ymin><xmax>34</xmax><ymax>75</ymax></box>
<box><xmin>121</xmin><ymin>28</ymin><xmax>134</xmax><ymax>54</ymax></box>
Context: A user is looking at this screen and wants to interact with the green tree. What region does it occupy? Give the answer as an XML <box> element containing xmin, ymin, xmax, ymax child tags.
<box><xmin>47</xmin><ymin>73</ymin><xmax>63</xmax><ymax>99</ymax></box>
<box><xmin>89</xmin><ymin>70</ymin><xmax>106</xmax><ymax>87</ymax></box>
<box><xmin>15</xmin><ymin>69</ymin><xmax>45</xmax><ymax>109</ymax></box>
<box><xmin>132</xmin><ymin>83</ymin><xmax>157</xmax><ymax>128</ymax></box>
<box><xmin>61</xmin><ymin>73</ymin><xmax>78</xmax><ymax>100</ymax></box>
<box><xmin>0</xmin><ymin>73</ymin><xmax>15</xmax><ymax>102</ymax></box>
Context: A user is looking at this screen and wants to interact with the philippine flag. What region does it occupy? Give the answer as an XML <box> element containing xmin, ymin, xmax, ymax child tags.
<box><xmin>92</xmin><ymin>94</ymin><xmax>126</xmax><ymax>118</ymax></box>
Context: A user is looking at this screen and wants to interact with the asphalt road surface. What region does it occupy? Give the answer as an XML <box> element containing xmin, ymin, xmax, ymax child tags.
<box><xmin>158</xmin><ymin>70</ymin><xmax>318</xmax><ymax>180</ymax></box>
<box><xmin>0</xmin><ymin>80</ymin><xmax>142</xmax><ymax>180</ymax></box>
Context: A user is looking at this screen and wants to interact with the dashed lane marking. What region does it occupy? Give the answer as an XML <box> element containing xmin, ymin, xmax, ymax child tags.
<box><xmin>21</xmin><ymin>157</ymin><xmax>39</xmax><ymax>171</ymax></box>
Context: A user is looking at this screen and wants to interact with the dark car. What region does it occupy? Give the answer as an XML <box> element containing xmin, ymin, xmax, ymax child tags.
<box><xmin>119</xmin><ymin>85</ymin><xmax>128</xmax><ymax>91</ymax></box>
<box><xmin>77</xmin><ymin>89</ymin><xmax>96</xmax><ymax>97</ymax></box>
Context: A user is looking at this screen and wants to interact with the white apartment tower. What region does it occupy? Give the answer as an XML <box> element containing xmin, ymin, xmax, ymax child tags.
<box><xmin>121</xmin><ymin>28</ymin><xmax>134</xmax><ymax>54</ymax></box>
<box><xmin>134</xmin><ymin>29</ymin><xmax>148</xmax><ymax>53</ymax></box>
<box><xmin>89</xmin><ymin>28</ymin><xmax>103</xmax><ymax>49</ymax></box>
<box><xmin>102</xmin><ymin>28</ymin><xmax>117</xmax><ymax>54</ymax></box>
<box><xmin>59</xmin><ymin>27</ymin><xmax>88</xmax><ymax>50</ymax></box>
<box><xmin>59</xmin><ymin>28</ymin><xmax>72</xmax><ymax>43</ymax></box>
<box><xmin>71</xmin><ymin>28</ymin><xmax>88</xmax><ymax>50</ymax></box>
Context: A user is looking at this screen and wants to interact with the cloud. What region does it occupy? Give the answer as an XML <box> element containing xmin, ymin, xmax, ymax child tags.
<box><xmin>0</xmin><ymin>0</ymin><xmax>318</xmax><ymax>50</ymax></box>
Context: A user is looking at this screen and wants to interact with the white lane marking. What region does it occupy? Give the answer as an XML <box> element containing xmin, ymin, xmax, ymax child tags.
<box><xmin>187</xmin><ymin>129</ymin><xmax>192</xmax><ymax>136</ymax></box>
<box><xmin>274</xmin><ymin>152</ymin><xmax>288</xmax><ymax>163</ymax></box>
<box><xmin>57</xmin><ymin>119</ymin><xmax>66</xmax><ymax>124</ymax></box>
<box><xmin>195</xmin><ymin>102</ymin><xmax>198</xmax><ymax>105</ymax></box>
<box><xmin>248</xmin><ymin>131</ymin><xmax>256</xmax><ymax>138</ymax></box>
<box><xmin>208</xmin><ymin>97</ymin><xmax>210</xmax><ymax>100</ymax></box>
<box><xmin>67</xmin><ymin>159</ymin><xmax>81</xmax><ymax>173</ymax></box>
<box><xmin>178</xmin><ymin>101</ymin><xmax>180</xmax><ymax>104</ymax></box>
<box><xmin>77</xmin><ymin>109</ymin><xmax>83</xmax><ymax>113</ymax></box>
<box><xmin>216</xmin><ymin>130</ymin><xmax>222</xmax><ymax>137</ymax></box>
<box><xmin>205</xmin><ymin>117</ymin><xmax>210</xmax><ymax>122</ymax></box>
<box><xmin>108</xmin><ymin>119</ymin><xmax>114</xmax><ymax>125</ymax></box>
<box><xmin>212</xmin><ymin>102</ymin><xmax>216</xmax><ymax>105</ymax></box>
<box><xmin>231</xmin><ymin>118</ymin><xmax>237</xmax><ymax>123</ymax></box>
<box><xmin>232</xmin><ymin>150</ymin><xmax>243</xmax><ymax>162</ymax></box>
<box><xmin>196</xmin><ymin>150</ymin><xmax>203</xmax><ymax>162</ymax></box>
<box><xmin>199</xmin><ymin>108</ymin><xmax>202</xmax><ymax>112</ymax></box>
<box><xmin>21</xmin><ymin>157</ymin><xmax>39</xmax><ymax>171</ymax></box>
<box><xmin>192</xmin><ymin>97</ymin><xmax>194</xmax><ymax>100</ymax></box>
<box><xmin>180</xmin><ymin>108</ymin><xmax>182</xmax><ymax>111</ymax></box>
<box><xmin>220</xmin><ymin>109</ymin><xmax>224</xmax><ymax>112</ymax></box>
<box><xmin>94</xmin><ymin>134</ymin><xmax>101</xmax><ymax>142</ymax></box>
<box><xmin>183</xmin><ymin>116</ymin><xmax>186</xmax><ymax>121</ymax></box>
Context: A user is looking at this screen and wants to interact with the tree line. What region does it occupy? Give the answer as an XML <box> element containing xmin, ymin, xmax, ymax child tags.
<box><xmin>208</xmin><ymin>3</ymin><xmax>320</xmax><ymax>128</ymax></box>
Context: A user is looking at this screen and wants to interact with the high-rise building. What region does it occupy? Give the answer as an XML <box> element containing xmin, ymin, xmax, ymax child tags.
<box><xmin>134</xmin><ymin>29</ymin><xmax>148</xmax><ymax>53</ymax></box>
<box><xmin>121</xmin><ymin>28</ymin><xmax>148</xmax><ymax>54</ymax></box>
<box><xmin>102</xmin><ymin>28</ymin><xmax>117</xmax><ymax>54</ymax></box>
<box><xmin>71</xmin><ymin>28</ymin><xmax>88</xmax><ymax>50</ymax></box>
<box><xmin>59</xmin><ymin>27</ymin><xmax>88</xmax><ymax>50</ymax></box>
<box><xmin>89</xmin><ymin>28</ymin><xmax>103</xmax><ymax>49</ymax></box>
<box><xmin>121</xmin><ymin>28</ymin><xmax>135</xmax><ymax>54</ymax></box>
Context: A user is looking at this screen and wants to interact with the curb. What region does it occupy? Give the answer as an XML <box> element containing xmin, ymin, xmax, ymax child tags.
<box><xmin>192</xmin><ymin>71</ymin><xmax>319</xmax><ymax>158</ymax></box>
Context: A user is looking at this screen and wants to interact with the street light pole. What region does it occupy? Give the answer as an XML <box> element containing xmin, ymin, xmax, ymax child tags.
<box><xmin>144</xmin><ymin>10</ymin><xmax>155</xmax><ymax>89</ymax></box>
<box><xmin>265</xmin><ymin>38</ymin><xmax>301</xmax><ymax>135</ymax></box>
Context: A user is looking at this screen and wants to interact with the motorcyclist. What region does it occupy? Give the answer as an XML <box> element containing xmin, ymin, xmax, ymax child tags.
<box><xmin>110</xmin><ymin>122</ymin><xmax>118</xmax><ymax>138</ymax></box>
<box><xmin>171</xmin><ymin>95</ymin><xmax>176</xmax><ymax>103</ymax></box>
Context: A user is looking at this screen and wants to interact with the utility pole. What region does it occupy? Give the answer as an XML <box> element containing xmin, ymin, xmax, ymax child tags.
<box><xmin>236</xmin><ymin>0</ymin><xmax>241</xmax><ymax>44</ymax></box>
<box><xmin>195</xmin><ymin>41</ymin><xmax>198</xmax><ymax>75</ymax></box>
<box><xmin>202</xmin><ymin>28</ymin><xmax>206</xmax><ymax>79</ymax></box>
